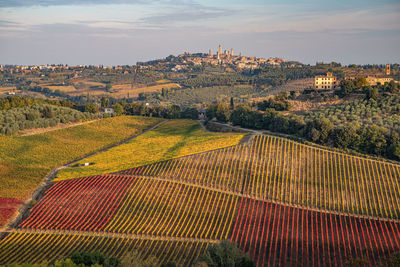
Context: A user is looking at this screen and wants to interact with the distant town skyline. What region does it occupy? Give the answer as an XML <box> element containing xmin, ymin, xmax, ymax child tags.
<box><xmin>0</xmin><ymin>0</ymin><xmax>399</xmax><ymax>66</ymax></box>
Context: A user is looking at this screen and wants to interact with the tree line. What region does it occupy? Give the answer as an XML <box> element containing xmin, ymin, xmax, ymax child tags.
<box><xmin>0</xmin><ymin>104</ymin><xmax>105</xmax><ymax>135</ymax></box>
<box><xmin>207</xmin><ymin>102</ymin><xmax>400</xmax><ymax>161</ymax></box>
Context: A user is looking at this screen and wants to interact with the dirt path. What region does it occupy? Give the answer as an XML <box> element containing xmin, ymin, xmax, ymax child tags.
<box><xmin>19</xmin><ymin>119</ymin><xmax>101</xmax><ymax>136</ymax></box>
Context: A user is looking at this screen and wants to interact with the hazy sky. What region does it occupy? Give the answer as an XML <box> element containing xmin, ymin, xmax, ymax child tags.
<box><xmin>0</xmin><ymin>0</ymin><xmax>399</xmax><ymax>65</ymax></box>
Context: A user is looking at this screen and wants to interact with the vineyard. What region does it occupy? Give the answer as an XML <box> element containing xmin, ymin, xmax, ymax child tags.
<box><xmin>1</xmin><ymin>133</ymin><xmax>400</xmax><ymax>266</ymax></box>
<box><xmin>123</xmin><ymin>135</ymin><xmax>400</xmax><ymax>219</ymax></box>
<box><xmin>0</xmin><ymin>232</ymin><xmax>207</xmax><ymax>266</ymax></box>
<box><xmin>232</xmin><ymin>198</ymin><xmax>399</xmax><ymax>266</ymax></box>
<box><xmin>19</xmin><ymin>174</ymin><xmax>239</xmax><ymax>240</ymax></box>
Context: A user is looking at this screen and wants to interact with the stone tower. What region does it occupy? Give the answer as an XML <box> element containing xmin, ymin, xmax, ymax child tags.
<box><xmin>230</xmin><ymin>48</ymin><xmax>234</xmax><ymax>56</ymax></box>
<box><xmin>386</xmin><ymin>64</ymin><xmax>391</xmax><ymax>75</ymax></box>
<box><xmin>218</xmin><ymin>45</ymin><xmax>222</xmax><ymax>55</ymax></box>
<box><xmin>209</xmin><ymin>49</ymin><xmax>212</xmax><ymax>57</ymax></box>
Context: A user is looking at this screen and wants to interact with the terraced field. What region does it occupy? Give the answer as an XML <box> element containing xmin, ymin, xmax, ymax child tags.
<box><xmin>1</xmin><ymin>132</ymin><xmax>400</xmax><ymax>266</ymax></box>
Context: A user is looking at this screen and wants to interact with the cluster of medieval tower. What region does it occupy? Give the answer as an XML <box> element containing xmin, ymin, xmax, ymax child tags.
<box><xmin>209</xmin><ymin>45</ymin><xmax>241</xmax><ymax>60</ymax></box>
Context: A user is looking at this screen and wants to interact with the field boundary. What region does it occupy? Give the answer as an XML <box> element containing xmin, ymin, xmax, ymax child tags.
<box><xmin>4</xmin><ymin>228</ymin><xmax>218</xmax><ymax>243</ymax></box>
<box><xmin>19</xmin><ymin>119</ymin><xmax>101</xmax><ymax>136</ymax></box>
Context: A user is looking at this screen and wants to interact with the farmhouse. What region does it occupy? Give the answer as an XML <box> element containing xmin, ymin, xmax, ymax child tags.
<box><xmin>314</xmin><ymin>72</ymin><xmax>338</xmax><ymax>89</ymax></box>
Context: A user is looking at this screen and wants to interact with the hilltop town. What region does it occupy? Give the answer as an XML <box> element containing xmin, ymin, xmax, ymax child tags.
<box><xmin>170</xmin><ymin>45</ymin><xmax>299</xmax><ymax>71</ymax></box>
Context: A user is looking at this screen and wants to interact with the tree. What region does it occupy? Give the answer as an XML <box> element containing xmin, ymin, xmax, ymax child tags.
<box><xmin>230</xmin><ymin>105</ymin><xmax>252</xmax><ymax>127</ymax></box>
<box><xmin>171</xmin><ymin>105</ymin><xmax>182</xmax><ymax>119</ymax></box>
<box><xmin>85</xmin><ymin>103</ymin><xmax>98</xmax><ymax>113</ymax></box>
<box><xmin>206</xmin><ymin>104</ymin><xmax>218</xmax><ymax>120</ymax></box>
<box><xmin>69</xmin><ymin>252</ymin><xmax>120</xmax><ymax>267</ymax></box>
<box><xmin>354</xmin><ymin>77</ymin><xmax>368</xmax><ymax>89</ymax></box>
<box><xmin>181</xmin><ymin>107</ymin><xmax>198</xmax><ymax>120</ymax></box>
<box><xmin>101</xmin><ymin>97</ymin><xmax>110</xmax><ymax>108</ymax></box>
<box><xmin>388</xmin><ymin>131</ymin><xmax>400</xmax><ymax>160</ymax></box>
<box><xmin>215</xmin><ymin>103</ymin><xmax>230</xmax><ymax>123</ymax></box>
<box><xmin>230</xmin><ymin>97</ymin><xmax>234</xmax><ymax>109</ymax></box>
<box><xmin>387</xmin><ymin>81</ymin><xmax>399</xmax><ymax>94</ymax></box>
<box><xmin>26</xmin><ymin>110</ymin><xmax>41</xmax><ymax>121</ymax></box>
<box><xmin>43</xmin><ymin>106</ymin><xmax>55</xmax><ymax>118</ymax></box>
<box><xmin>305</xmin><ymin>118</ymin><xmax>334</xmax><ymax>144</ymax></box>
<box><xmin>363</xmin><ymin>86</ymin><xmax>379</xmax><ymax>100</ymax></box>
<box><xmin>332</xmin><ymin>124</ymin><xmax>360</xmax><ymax>149</ymax></box>
<box><xmin>196</xmin><ymin>240</ymin><xmax>255</xmax><ymax>267</ymax></box>
<box><xmin>121</xmin><ymin>250</ymin><xmax>160</xmax><ymax>267</ymax></box>
<box><xmin>359</xmin><ymin>125</ymin><xmax>387</xmax><ymax>155</ymax></box>
<box><xmin>113</xmin><ymin>103</ymin><xmax>124</xmax><ymax>115</ymax></box>
<box><xmin>338</xmin><ymin>80</ymin><xmax>355</xmax><ymax>97</ymax></box>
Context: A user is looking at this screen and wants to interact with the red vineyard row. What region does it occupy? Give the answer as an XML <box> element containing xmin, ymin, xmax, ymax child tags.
<box><xmin>232</xmin><ymin>197</ymin><xmax>400</xmax><ymax>266</ymax></box>
<box><xmin>19</xmin><ymin>174</ymin><xmax>136</xmax><ymax>231</ymax></box>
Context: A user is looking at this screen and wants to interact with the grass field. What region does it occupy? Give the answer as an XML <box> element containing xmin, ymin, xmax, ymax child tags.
<box><xmin>0</xmin><ymin>116</ymin><xmax>161</xmax><ymax>201</ymax></box>
<box><xmin>155</xmin><ymin>79</ymin><xmax>171</xmax><ymax>84</ymax></box>
<box><xmin>110</xmin><ymin>82</ymin><xmax>180</xmax><ymax>98</ymax></box>
<box><xmin>44</xmin><ymin>85</ymin><xmax>76</xmax><ymax>93</ymax></box>
<box><xmin>56</xmin><ymin>120</ymin><xmax>245</xmax><ymax>181</ymax></box>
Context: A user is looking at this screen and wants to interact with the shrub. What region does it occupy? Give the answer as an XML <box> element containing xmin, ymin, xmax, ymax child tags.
<box><xmin>196</xmin><ymin>240</ymin><xmax>255</xmax><ymax>267</ymax></box>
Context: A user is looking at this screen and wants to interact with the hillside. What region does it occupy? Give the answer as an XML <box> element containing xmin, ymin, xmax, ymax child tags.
<box><xmin>56</xmin><ymin>120</ymin><xmax>245</xmax><ymax>180</ymax></box>
<box><xmin>0</xmin><ymin>116</ymin><xmax>161</xmax><ymax>226</ymax></box>
<box><xmin>1</xmin><ymin>131</ymin><xmax>400</xmax><ymax>266</ymax></box>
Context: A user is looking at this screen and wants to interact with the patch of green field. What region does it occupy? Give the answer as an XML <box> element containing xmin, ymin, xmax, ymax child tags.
<box><xmin>56</xmin><ymin>120</ymin><xmax>246</xmax><ymax>181</ymax></box>
<box><xmin>0</xmin><ymin>116</ymin><xmax>161</xmax><ymax>199</ymax></box>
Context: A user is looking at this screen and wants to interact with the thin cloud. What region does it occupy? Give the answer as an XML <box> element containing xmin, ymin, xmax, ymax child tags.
<box><xmin>0</xmin><ymin>0</ymin><xmax>149</xmax><ymax>7</ymax></box>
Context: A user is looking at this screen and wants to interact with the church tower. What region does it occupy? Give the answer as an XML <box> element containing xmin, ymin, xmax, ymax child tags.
<box><xmin>386</xmin><ymin>64</ymin><xmax>391</xmax><ymax>75</ymax></box>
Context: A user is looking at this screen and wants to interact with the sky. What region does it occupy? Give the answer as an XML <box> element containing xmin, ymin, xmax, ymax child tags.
<box><xmin>0</xmin><ymin>0</ymin><xmax>399</xmax><ymax>66</ymax></box>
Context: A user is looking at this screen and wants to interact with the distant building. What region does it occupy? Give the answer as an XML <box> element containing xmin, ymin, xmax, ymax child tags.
<box><xmin>198</xmin><ymin>109</ymin><xmax>206</xmax><ymax>120</ymax></box>
<box><xmin>314</xmin><ymin>72</ymin><xmax>338</xmax><ymax>89</ymax></box>
<box><xmin>104</xmin><ymin>108</ymin><xmax>114</xmax><ymax>114</ymax></box>
<box><xmin>366</xmin><ymin>75</ymin><xmax>393</xmax><ymax>86</ymax></box>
